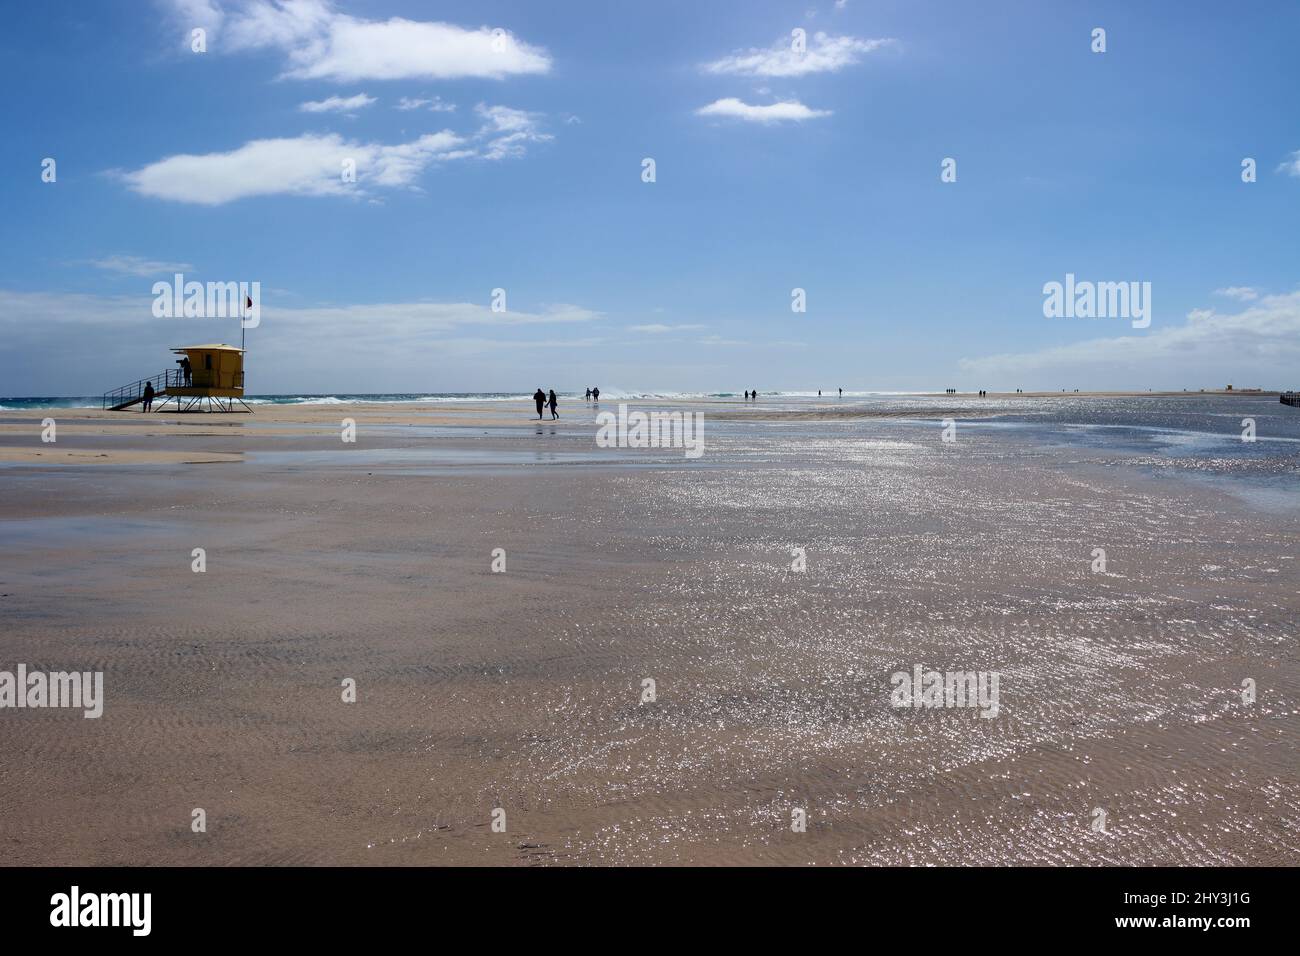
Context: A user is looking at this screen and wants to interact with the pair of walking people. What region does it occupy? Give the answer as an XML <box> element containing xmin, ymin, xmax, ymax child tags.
<box><xmin>533</xmin><ymin>388</ymin><xmax>559</xmax><ymax>420</ymax></box>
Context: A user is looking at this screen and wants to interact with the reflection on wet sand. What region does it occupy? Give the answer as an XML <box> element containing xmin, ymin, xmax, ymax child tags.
<box><xmin>0</xmin><ymin>396</ymin><xmax>1296</xmax><ymax>864</ymax></box>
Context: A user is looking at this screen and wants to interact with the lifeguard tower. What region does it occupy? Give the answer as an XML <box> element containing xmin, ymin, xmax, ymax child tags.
<box><xmin>102</xmin><ymin>344</ymin><xmax>251</xmax><ymax>413</ymax></box>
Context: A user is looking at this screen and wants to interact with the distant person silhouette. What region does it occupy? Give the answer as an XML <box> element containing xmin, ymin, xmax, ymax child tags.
<box><xmin>533</xmin><ymin>388</ymin><xmax>546</xmax><ymax>420</ymax></box>
<box><xmin>142</xmin><ymin>381</ymin><xmax>154</xmax><ymax>412</ymax></box>
<box><xmin>585</xmin><ymin>388</ymin><xmax>592</xmax><ymax>402</ymax></box>
<box><xmin>838</xmin><ymin>387</ymin><xmax>842</xmax><ymax>398</ymax></box>
<box><xmin>548</xmin><ymin>389</ymin><xmax>558</xmax><ymax>420</ymax></box>
<box><xmin>751</xmin><ymin>388</ymin><xmax>756</xmax><ymax>401</ymax></box>
<box><xmin>592</xmin><ymin>387</ymin><xmax>600</xmax><ymax>402</ymax></box>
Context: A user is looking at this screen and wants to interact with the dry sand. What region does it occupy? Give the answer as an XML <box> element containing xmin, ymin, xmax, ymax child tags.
<box><xmin>0</xmin><ymin>399</ymin><xmax>1296</xmax><ymax>865</ymax></box>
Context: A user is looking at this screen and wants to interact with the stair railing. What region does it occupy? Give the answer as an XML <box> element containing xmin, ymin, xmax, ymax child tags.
<box><xmin>102</xmin><ymin>367</ymin><xmax>182</xmax><ymax>410</ymax></box>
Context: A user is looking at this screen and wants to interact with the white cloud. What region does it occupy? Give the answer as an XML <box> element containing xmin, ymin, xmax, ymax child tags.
<box><xmin>90</xmin><ymin>254</ymin><xmax>194</xmax><ymax>277</ymax></box>
<box><xmin>117</xmin><ymin>131</ymin><xmax>468</xmax><ymax>204</ymax></box>
<box><xmin>958</xmin><ymin>291</ymin><xmax>1300</xmax><ymax>382</ymax></box>
<box><xmin>395</xmin><ymin>96</ymin><xmax>456</xmax><ymax>112</ymax></box>
<box><xmin>477</xmin><ymin>104</ymin><xmax>538</xmax><ymax>133</ymax></box>
<box><xmin>630</xmin><ymin>323</ymin><xmax>706</xmax><ymax>333</ymax></box>
<box><xmin>164</xmin><ymin>0</ymin><xmax>551</xmax><ymax>82</ymax></box>
<box><xmin>250</xmin><ymin>300</ymin><xmax>602</xmax><ymax>332</ymax></box>
<box><xmin>0</xmin><ymin>287</ymin><xmax>603</xmax><ymax>393</ymax></box>
<box><xmin>0</xmin><ymin>288</ymin><xmax>600</xmax><ymax>332</ymax></box>
<box><xmin>696</xmin><ymin>98</ymin><xmax>831</xmax><ymax>123</ymax></box>
<box><xmin>702</xmin><ymin>32</ymin><xmax>894</xmax><ymax>77</ymax></box>
<box><xmin>117</xmin><ymin>100</ymin><xmax>552</xmax><ymax>204</ymax></box>
<box><xmin>299</xmin><ymin>92</ymin><xmax>376</xmax><ymax>113</ymax></box>
<box><xmin>693</xmin><ymin>335</ymin><xmax>806</xmax><ymax>348</ymax></box>
<box><xmin>166</xmin><ymin>0</ymin><xmax>224</xmax><ymax>35</ymax></box>
<box><xmin>1215</xmin><ymin>286</ymin><xmax>1259</xmax><ymax>301</ymax></box>
<box><xmin>475</xmin><ymin>103</ymin><xmax>551</xmax><ymax>159</ymax></box>
<box><xmin>1276</xmin><ymin>150</ymin><xmax>1300</xmax><ymax>177</ymax></box>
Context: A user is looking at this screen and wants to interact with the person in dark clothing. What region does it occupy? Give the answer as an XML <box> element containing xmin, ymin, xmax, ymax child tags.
<box><xmin>548</xmin><ymin>389</ymin><xmax>558</xmax><ymax>420</ymax></box>
<box><xmin>591</xmin><ymin>387</ymin><xmax>599</xmax><ymax>402</ymax></box>
<box><xmin>142</xmin><ymin>381</ymin><xmax>155</xmax><ymax>412</ymax></box>
<box><xmin>585</xmin><ymin>388</ymin><xmax>592</xmax><ymax>402</ymax></box>
<box><xmin>839</xmin><ymin>387</ymin><xmax>842</xmax><ymax>398</ymax></box>
<box><xmin>180</xmin><ymin>356</ymin><xmax>192</xmax><ymax>386</ymax></box>
<box><xmin>533</xmin><ymin>388</ymin><xmax>546</xmax><ymax>420</ymax></box>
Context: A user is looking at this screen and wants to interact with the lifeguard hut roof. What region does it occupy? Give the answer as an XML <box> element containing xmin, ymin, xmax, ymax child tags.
<box><xmin>171</xmin><ymin>343</ymin><xmax>244</xmax><ymax>353</ymax></box>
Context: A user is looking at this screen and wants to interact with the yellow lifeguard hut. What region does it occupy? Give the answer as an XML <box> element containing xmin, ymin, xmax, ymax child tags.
<box><xmin>102</xmin><ymin>343</ymin><xmax>251</xmax><ymax>413</ymax></box>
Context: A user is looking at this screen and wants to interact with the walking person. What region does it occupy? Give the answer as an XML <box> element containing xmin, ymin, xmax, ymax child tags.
<box><xmin>548</xmin><ymin>389</ymin><xmax>559</xmax><ymax>420</ymax></box>
<box><xmin>585</xmin><ymin>388</ymin><xmax>592</xmax><ymax>403</ymax></box>
<box><xmin>533</xmin><ymin>387</ymin><xmax>546</xmax><ymax>420</ymax></box>
<box><xmin>142</xmin><ymin>381</ymin><xmax>154</xmax><ymax>412</ymax></box>
<box><xmin>592</xmin><ymin>386</ymin><xmax>599</xmax><ymax>402</ymax></box>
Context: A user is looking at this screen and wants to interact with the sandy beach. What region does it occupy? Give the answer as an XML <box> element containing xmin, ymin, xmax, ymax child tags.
<box><xmin>0</xmin><ymin>395</ymin><xmax>1297</xmax><ymax>865</ymax></box>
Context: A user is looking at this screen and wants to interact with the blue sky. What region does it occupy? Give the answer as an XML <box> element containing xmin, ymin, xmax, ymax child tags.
<box><xmin>3</xmin><ymin>0</ymin><xmax>1299</xmax><ymax>395</ymax></box>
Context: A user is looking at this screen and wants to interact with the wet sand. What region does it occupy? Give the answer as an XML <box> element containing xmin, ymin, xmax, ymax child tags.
<box><xmin>0</xmin><ymin>399</ymin><xmax>1296</xmax><ymax>865</ymax></box>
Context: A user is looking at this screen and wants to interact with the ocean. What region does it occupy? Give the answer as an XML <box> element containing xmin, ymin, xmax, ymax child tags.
<box><xmin>0</xmin><ymin>390</ymin><xmax>922</xmax><ymax>410</ymax></box>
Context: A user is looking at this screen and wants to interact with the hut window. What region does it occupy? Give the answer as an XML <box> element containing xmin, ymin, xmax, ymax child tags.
<box><xmin>204</xmin><ymin>354</ymin><xmax>213</xmax><ymax>370</ymax></box>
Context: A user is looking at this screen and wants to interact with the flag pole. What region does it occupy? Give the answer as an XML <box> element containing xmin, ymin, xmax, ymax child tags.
<box><xmin>241</xmin><ymin>292</ymin><xmax>249</xmax><ymax>391</ymax></box>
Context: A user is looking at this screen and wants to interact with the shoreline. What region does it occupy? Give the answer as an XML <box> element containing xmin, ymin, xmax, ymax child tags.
<box><xmin>2</xmin><ymin>391</ymin><xmax>1296</xmax><ymax>465</ymax></box>
<box><xmin>0</xmin><ymin>387</ymin><xmax>1281</xmax><ymax>410</ymax></box>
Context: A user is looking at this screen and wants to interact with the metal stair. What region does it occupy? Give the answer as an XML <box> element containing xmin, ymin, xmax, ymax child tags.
<box><xmin>102</xmin><ymin>368</ymin><xmax>181</xmax><ymax>411</ymax></box>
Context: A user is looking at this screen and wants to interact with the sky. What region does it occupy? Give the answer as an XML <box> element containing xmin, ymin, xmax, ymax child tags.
<box><xmin>2</xmin><ymin>0</ymin><xmax>1299</xmax><ymax>396</ymax></box>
